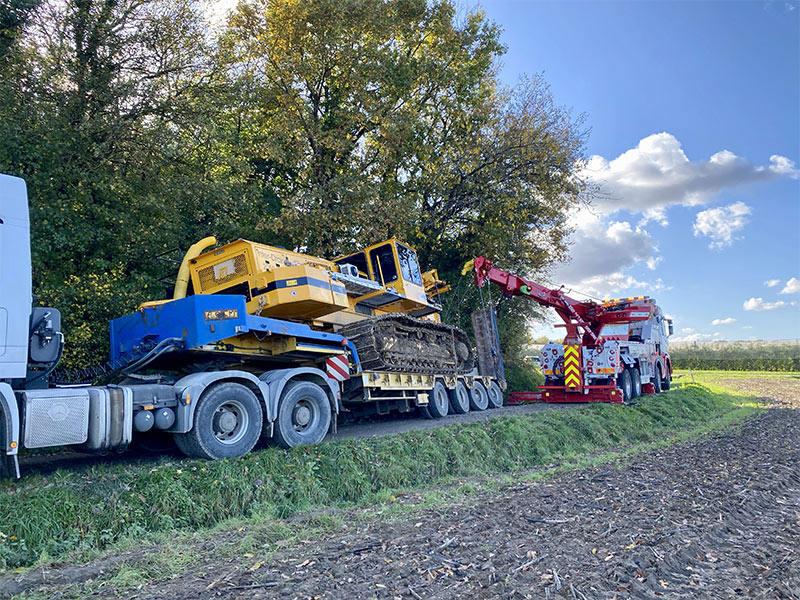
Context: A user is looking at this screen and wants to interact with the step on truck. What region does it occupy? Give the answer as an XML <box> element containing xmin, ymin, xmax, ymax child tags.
<box><xmin>470</xmin><ymin>256</ymin><xmax>672</xmax><ymax>403</ymax></box>
<box><xmin>0</xmin><ymin>174</ymin><xmax>505</xmax><ymax>478</ymax></box>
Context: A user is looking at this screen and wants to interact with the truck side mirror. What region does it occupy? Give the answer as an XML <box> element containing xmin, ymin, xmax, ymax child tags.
<box><xmin>668</xmin><ymin>320</ymin><xmax>674</xmax><ymax>336</ymax></box>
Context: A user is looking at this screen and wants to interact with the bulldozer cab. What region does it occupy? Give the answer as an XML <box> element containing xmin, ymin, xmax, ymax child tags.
<box><xmin>335</xmin><ymin>240</ymin><xmax>441</xmax><ymax>318</ymax></box>
<box><xmin>335</xmin><ymin>240</ymin><xmax>416</xmax><ymax>284</ymax></box>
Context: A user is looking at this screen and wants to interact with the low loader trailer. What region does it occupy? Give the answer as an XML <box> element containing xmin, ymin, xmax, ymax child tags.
<box><xmin>0</xmin><ymin>175</ymin><xmax>504</xmax><ymax>479</ymax></box>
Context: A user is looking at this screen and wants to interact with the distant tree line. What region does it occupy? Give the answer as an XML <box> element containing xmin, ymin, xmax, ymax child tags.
<box><xmin>670</xmin><ymin>342</ymin><xmax>800</xmax><ymax>372</ymax></box>
<box><xmin>0</xmin><ymin>0</ymin><xmax>587</xmax><ymax>367</ymax></box>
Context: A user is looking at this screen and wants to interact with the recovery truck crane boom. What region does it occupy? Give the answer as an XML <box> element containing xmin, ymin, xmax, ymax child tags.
<box><xmin>471</xmin><ymin>256</ymin><xmax>673</xmax><ymax>403</ymax></box>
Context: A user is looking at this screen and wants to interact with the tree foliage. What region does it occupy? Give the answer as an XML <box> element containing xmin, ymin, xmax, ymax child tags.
<box><xmin>0</xmin><ymin>0</ymin><xmax>588</xmax><ymax>367</ymax></box>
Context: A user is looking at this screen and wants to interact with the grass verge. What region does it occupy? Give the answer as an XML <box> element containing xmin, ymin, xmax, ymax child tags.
<box><xmin>0</xmin><ymin>382</ymin><xmax>758</xmax><ymax>571</ymax></box>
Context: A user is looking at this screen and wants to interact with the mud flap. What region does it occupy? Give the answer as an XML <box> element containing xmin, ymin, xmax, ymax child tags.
<box><xmin>0</xmin><ymin>454</ymin><xmax>20</xmax><ymax>480</ymax></box>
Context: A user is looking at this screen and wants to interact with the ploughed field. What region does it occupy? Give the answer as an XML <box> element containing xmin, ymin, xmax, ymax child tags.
<box><xmin>1</xmin><ymin>374</ymin><xmax>797</xmax><ymax>599</ymax></box>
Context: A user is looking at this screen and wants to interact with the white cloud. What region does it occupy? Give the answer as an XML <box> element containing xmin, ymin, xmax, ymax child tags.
<box><xmin>692</xmin><ymin>202</ymin><xmax>751</xmax><ymax>249</ymax></box>
<box><xmin>780</xmin><ymin>277</ymin><xmax>800</xmax><ymax>294</ymax></box>
<box><xmin>672</xmin><ymin>331</ymin><xmax>725</xmax><ymax>343</ymax></box>
<box><xmin>681</xmin><ymin>327</ymin><xmax>696</xmax><ymax>334</ymax></box>
<box><xmin>552</xmin><ymin>209</ymin><xmax>661</xmax><ymax>298</ymax></box>
<box><xmin>711</xmin><ymin>317</ymin><xmax>737</xmax><ymax>325</ymax></box>
<box><xmin>743</xmin><ymin>297</ymin><xmax>794</xmax><ymax>311</ymax></box>
<box><xmin>582</xmin><ymin>133</ymin><xmax>798</xmax><ymax>216</ymax></box>
<box><xmin>558</xmin><ymin>133</ymin><xmax>797</xmax><ymax>301</ymax></box>
<box><xmin>764</xmin><ymin>279</ymin><xmax>781</xmax><ymax>288</ymax></box>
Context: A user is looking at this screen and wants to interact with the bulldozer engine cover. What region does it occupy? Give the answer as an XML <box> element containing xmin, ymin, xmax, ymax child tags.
<box><xmin>341</xmin><ymin>314</ymin><xmax>474</xmax><ymax>374</ymax></box>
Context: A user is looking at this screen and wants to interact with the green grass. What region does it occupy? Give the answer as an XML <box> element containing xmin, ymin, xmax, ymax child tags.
<box><xmin>0</xmin><ymin>382</ymin><xmax>758</xmax><ymax>572</ymax></box>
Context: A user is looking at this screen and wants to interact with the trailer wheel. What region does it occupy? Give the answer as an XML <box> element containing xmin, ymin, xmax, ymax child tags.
<box><xmin>448</xmin><ymin>381</ymin><xmax>470</xmax><ymax>414</ymax></box>
<box><xmin>487</xmin><ymin>380</ymin><xmax>504</xmax><ymax>409</ymax></box>
<box><xmin>652</xmin><ymin>365</ymin><xmax>663</xmax><ymax>394</ymax></box>
<box><xmin>427</xmin><ymin>381</ymin><xmax>450</xmax><ymax>418</ymax></box>
<box><xmin>469</xmin><ymin>382</ymin><xmax>489</xmax><ymax>411</ymax></box>
<box><xmin>630</xmin><ymin>368</ymin><xmax>642</xmax><ymax>398</ymax></box>
<box><xmin>273</xmin><ymin>381</ymin><xmax>331</xmax><ymax>448</ymax></box>
<box><xmin>175</xmin><ymin>382</ymin><xmax>263</xmax><ymax>460</ymax></box>
<box><xmin>617</xmin><ymin>369</ymin><xmax>633</xmax><ymax>403</ymax></box>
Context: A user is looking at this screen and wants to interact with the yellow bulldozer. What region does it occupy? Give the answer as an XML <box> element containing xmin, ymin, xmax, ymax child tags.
<box><xmin>144</xmin><ymin>236</ymin><xmax>473</xmax><ymax>375</ymax></box>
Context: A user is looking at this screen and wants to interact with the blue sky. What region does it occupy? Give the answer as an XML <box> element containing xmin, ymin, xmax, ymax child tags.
<box><xmin>478</xmin><ymin>0</ymin><xmax>799</xmax><ymax>342</ymax></box>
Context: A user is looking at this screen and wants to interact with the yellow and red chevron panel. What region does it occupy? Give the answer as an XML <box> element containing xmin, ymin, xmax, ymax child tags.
<box><xmin>562</xmin><ymin>345</ymin><xmax>582</xmax><ymax>390</ymax></box>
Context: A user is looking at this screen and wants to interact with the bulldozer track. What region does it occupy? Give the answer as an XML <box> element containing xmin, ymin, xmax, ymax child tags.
<box><xmin>340</xmin><ymin>314</ymin><xmax>474</xmax><ymax>375</ymax></box>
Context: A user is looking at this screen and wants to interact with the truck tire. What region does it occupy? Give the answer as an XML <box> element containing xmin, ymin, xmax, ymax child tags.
<box><xmin>448</xmin><ymin>381</ymin><xmax>470</xmax><ymax>414</ymax></box>
<box><xmin>630</xmin><ymin>367</ymin><xmax>642</xmax><ymax>398</ymax></box>
<box><xmin>662</xmin><ymin>368</ymin><xmax>671</xmax><ymax>390</ymax></box>
<box><xmin>174</xmin><ymin>382</ymin><xmax>263</xmax><ymax>460</ymax></box>
<box><xmin>487</xmin><ymin>380</ymin><xmax>504</xmax><ymax>409</ymax></box>
<box><xmin>652</xmin><ymin>365</ymin><xmax>663</xmax><ymax>394</ymax></box>
<box><xmin>617</xmin><ymin>369</ymin><xmax>633</xmax><ymax>403</ymax></box>
<box><xmin>469</xmin><ymin>382</ymin><xmax>489</xmax><ymax>411</ymax></box>
<box><xmin>428</xmin><ymin>381</ymin><xmax>450</xmax><ymax>418</ymax></box>
<box><xmin>273</xmin><ymin>381</ymin><xmax>331</xmax><ymax>448</ymax></box>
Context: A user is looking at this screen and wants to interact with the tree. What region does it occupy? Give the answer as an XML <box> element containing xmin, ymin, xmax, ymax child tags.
<box><xmin>0</xmin><ymin>0</ymin><xmax>235</xmax><ymax>366</ymax></box>
<box><xmin>221</xmin><ymin>0</ymin><xmax>587</xmax><ymax>362</ymax></box>
<box><xmin>1</xmin><ymin>0</ymin><xmax>588</xmax><ymax>367</ymax></box>
<box><xmin>0</xmin><ymin>0</ymin><xmax>40</xmax><ymax>58</ymax></box>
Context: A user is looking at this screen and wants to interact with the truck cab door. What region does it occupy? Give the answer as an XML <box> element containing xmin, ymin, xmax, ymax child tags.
<box><xmin>0</xmin><ymin>174</ymin><xmax>33</xmax><ymax>379</ymax></box>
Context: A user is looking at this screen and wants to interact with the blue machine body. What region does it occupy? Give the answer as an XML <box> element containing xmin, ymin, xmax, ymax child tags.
<box><xmin>109</xmin><ymin>295</ymin><xmax>358</xmax><ymax>366</ymax></box>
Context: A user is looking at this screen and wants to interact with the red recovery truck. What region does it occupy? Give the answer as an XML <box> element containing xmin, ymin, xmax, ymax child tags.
<box><xmin>471</xmin><ymin>256</ymin><xmax>674</xmax><ymax>403</ymax></box>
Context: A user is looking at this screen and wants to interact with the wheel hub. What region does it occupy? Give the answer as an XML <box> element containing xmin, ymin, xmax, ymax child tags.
<box><xmin>214</xmin><ymin>410</ymin><xmax>238</xmax><ymax>434</ymax></box>
<box><xmin>293</xmin><ymin>404</ymin><xmax>312</xmax><ymax>427</ymax></box>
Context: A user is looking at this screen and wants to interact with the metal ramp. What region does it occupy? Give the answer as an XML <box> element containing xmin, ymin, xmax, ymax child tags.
<box><xmin>471</xmin><ymin>307</ymin><xmax>505</xmax><ymax>384</ymax></box>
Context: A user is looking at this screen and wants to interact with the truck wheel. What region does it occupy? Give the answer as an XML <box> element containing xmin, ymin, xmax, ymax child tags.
<box><xmin>174</xmin><ymin>382</ymin><xmax>263</xmax><ymax>460</ymax></box>
<box><xmin>487</xmin><ymin>380</ymin><xmax>504</xmax><ymax>409</ymax></box>
<box><xmin>469</xmin><ymin>382</ymin><xmax>489</xmax><ymax>411</ymax></box>
<box><xmin>652</xmin><ymin>365</ymin><xmax>663</xmax><ymax>394</ymax></box>
<box><xmin>428</xmin><ymin>381</ymin><xmax>450</xmax><ymax>418</ymax></box>
<box><xmin>630</xmin><ymin>368</ymin><xmax>642</xmax><ymax>398</ymax></box>
<box><xmin>662</xmin><ymin>368</ymin><xmax>671</xmax><ymax>390</ymax></box>
<box><xmin>617</xmin><ymin>369</ymin><xmax>633</xmax><ymax>403</ymax></box>
<box><xmin>448</xmin><ymin>381</ymin><xmax>470</xmax><ymax>414</ymax></box>
<box><xmin>273</xmin><ymin>381</ymin><xmax>331</xmax><ymax>448</ymax></box>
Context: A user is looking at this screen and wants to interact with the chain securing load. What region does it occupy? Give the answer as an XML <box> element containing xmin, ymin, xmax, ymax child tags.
<box><xmin>340</xmin><ymin>314</ymin><xmax>474</xmax><ymax>374</ymax></box>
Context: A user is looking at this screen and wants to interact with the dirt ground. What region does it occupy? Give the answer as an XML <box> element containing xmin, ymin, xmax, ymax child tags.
<box><xmin>4</xmin><ymin>375</ymin><xmax>799</xmax><ymax>599</ymax></box>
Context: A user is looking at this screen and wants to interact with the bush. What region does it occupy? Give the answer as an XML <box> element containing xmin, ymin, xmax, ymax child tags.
<box><xmin>504</xmin><ymin>363</ymin><xmax>545</xmax><ymax>394</ymax></box>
